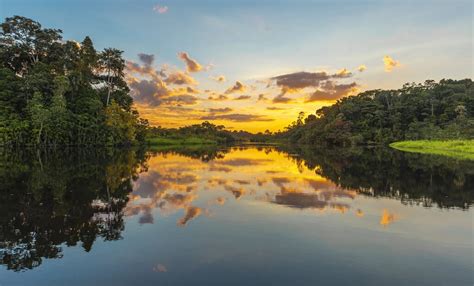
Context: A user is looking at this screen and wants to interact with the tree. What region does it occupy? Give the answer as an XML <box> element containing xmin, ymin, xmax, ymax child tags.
<box><xmin>48</xmin><ymin>76</ymin><xmax>70</xmax><ymax>145</ymax></box>
<box><xmin>28</xmin><ymin>91</ymin><xmax>49</xmax><ymax>144</ymax></box>
<box><xmin>0</xmin><ymin>16</ymin><xmax>62</xmax><ymax>75</ymax></box>
<box><xmin>98</xmin><ymin>48</ymin><xmax>125</xmax><ymax>106</ymax></box>
<box><xmin>0</xmin><ymin>16</ymin><xmax>146</xmax><ymax>147</ymax></box>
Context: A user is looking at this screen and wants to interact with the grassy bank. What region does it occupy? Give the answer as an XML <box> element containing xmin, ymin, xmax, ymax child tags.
<box><xmin>390</xmin><ymin>140</ymin><xmax>474</xmax><ymax>160</ymax></box>
<box><xmin>146</xmin><ymin>136</ymin><xmax>217</xmax><ymax>146</ymax></box>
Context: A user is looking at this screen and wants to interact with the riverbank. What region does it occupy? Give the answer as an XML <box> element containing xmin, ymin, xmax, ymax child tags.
<box><xmin>389</xmin><ymin>140</ymin><xmax>474</xmax><ymax>160</ymax></box>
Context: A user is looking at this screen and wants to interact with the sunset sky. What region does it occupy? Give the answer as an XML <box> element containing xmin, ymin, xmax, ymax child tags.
<box><xmin>1</xmin><ymin>0</ymin><xmax>472</xmax><ymax>132</ymax></box>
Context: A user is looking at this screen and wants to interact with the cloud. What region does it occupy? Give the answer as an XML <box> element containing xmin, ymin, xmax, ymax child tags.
<box><xmin>266</xmin><ymin>107</ymin><xmax>286</xmax><ymax>111</ymax></box>
<box><xmin>153</xmin><ymin>5</ymin><xmax>168</xmax><ymax>14</ymax></box>
<box><xmin>271</xmin><ymin>70</ymin><xmax>356</xmax><ymax>98</ymax></box>
<box><xmin>138</xmin><ymin>53</ymin><xmax>155</xmax><ymax>66</ymax></box>
<box><xmin>224</xmin><ymin>185</ymin><xmax>245</xmax><ymax>199</ymax></box>
<box><xmin>128</xmin><ymin>78</ymin><xmax>168</xmax><ymax>106</ymax></box>
<box><xmin>186</xmin><ymin>86</ymin><xmax>199</xmax><ymax>94</ymax></box>
<box><xmin>215</xmin><ymin>197</ymin><xmax>226</xmax><ymax>205</ymax></box>
<box><xmin>128</xmin><ymin>78</ymin><xmax>198</xmax><ymax>106</ymax></box>
<box><xmin>200</xmin><ymin>113</ymin><xmax>274</xmax><ymax>122</ymax></box>
<box><xmin>357</xmin><ymin>65</ymin><xmax>367</xmax><ymax>72</ymax></box>
<box><xmin>334</xmin><ymin>68</ymin><xmax>352</xmax><ymax>78</ymax></box>
<box><xmin>257</xmin><ymin>94</ymin><xmax>268</xmax><ymax>101</ymax></box>
<box><xmin>178</xmin><ymin>52</ymin><xmax>203</xmax><ymax>72</ymax></box>
<box><xmin>126</xmin><ymin>60</ymin><xmax>158</xmax><ymax>79</ymax></box>
<box><xmin>272</xmin><ymin>94</ymin><xmax>293</xmax><ymax>103</ymax></box>
<box><xmin>165</xmin><ymin>71</ymin><xmax>198</xmax><ymax>85</ymax></box>
<box><xmin>268</xmin><ymin>69</ymin><xmax>359</xmax><ymax>103</ymax></box>
<box><xmin>225</xmin><ymin>81</ymin><xmax>246</xmax><ymax>94</ymax></box>
<box><xmin>208</xmin><ymin>94</ymin><xmax>228</xmax><ymax>101</ymax></box>
<box><xmin>164</xmin><ymin>94</ymin><xmax>198</xmax><ymax>105</ymax></box>
<box><xmin>234</xmin><ymin>95</ymin><xmax>251</xmax><ymax>100</ymax></box>
<box><xmin>177</xmin><ymin>206</ymin><xmax>202</xmax><ymax>226</ymax></box>
<box><xmin>306</xmin><ymin>81</ymin><xmax>358</xmax><ymax>102</ymax></box>
<box><xmin>272</xmin><ymin>71</ymin><xmax>331</xmax><ymax>91</ymax></box>
<box><xmin>209</xmin><ymin>107</ymin><xmax>233</xmax><ymax>113</ymax></box>
<box><xmin>383</xmin><ymin>56</ymin><xmax>401</xmax><ymax>72</ymax></box>
<box><xmin>211</xmin><ymin>75</ymin><xmax>226</xmax><ymax>82</ymax></box>
<box><xmin>126</xmin><ymin>57</ymin><xmax>201</xmax><ymax>107</ymax></box>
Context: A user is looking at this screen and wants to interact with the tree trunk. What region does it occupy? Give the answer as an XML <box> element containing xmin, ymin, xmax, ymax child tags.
<box><xmin>37</xmin><ymin>122</ymin><xmax>43</xmax><ymax>145</ymax></box>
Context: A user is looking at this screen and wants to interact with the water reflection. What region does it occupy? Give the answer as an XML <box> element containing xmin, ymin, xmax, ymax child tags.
<box><xmin>0</xmin><ymin>148</ymin><xmax>148</xmax><ymax>271</ymax></box>
<box><xmin>125</xmin><ymin>146</ymin><xmax>472</xmax><ymax>228</ymax></box>
<box><xmin>0</xmin><ymin>145</ymin><xmax>472</xmax><ymax>274</ymax></box>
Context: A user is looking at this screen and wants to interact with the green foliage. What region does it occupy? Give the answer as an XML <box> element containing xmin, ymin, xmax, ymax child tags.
<box><xmin>390</xmin><ymin>140</ymin><xmax>474</xmax><ymax>160</ymax></box>
<box><xmin>0</xmin><ymin>16</ymin><xmax>147</xmax><ymax>146</ymax></box>
<box><xmin>279</xmin><ymin>79</ymin><xmax>474</xmax><ymax>146</ymax></box>
<box><xmin>105</xmin><ymin>100</ymin><xmax>138</xmax><ymax>146</ymax></box>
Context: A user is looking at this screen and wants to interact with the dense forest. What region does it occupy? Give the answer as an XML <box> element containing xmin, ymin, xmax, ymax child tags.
<box><xmin>277</xmin><ymin>79</ymin><xmax>474</xmax><ymax>146</ymax></box>
<box><xmin>148</xmin><ymin>121</ymin><xmax>236</xmax><ymax>144</ymax></box>
<box><xmin>0</xmin><ymin>16</ymin><xmax>148</xmax><ymax>146</ymax></box>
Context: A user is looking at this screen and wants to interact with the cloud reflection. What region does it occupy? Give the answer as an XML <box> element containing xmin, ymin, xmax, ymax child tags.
<box><xmin>125</xmin><ymin>147</ymin><xmax>410</xmax><ymax>227</ymax></box>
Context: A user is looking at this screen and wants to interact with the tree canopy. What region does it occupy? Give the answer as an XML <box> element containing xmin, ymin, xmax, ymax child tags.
<box><xmin>278</xmin><ymin>79</ymin><xmax>474</xmax><ymax>146</ymax></box>
<box><xmin>0</xmin><ymin>16</ymin><xmax>147</xmax><ymax>146</ymax></box>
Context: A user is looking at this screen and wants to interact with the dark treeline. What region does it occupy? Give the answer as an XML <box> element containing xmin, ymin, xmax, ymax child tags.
<box><xmin>0</xmin><ymin>148</ymin><xmax>148</xmax><ymax>271</ymax></box>
<box><xmin>276</xmin><ymin>79</ymin><xmax>474</xmax><ymax>145</ymax></box>
<box><xmin>0</xmin><ymin>16</ymin><xmax>148</xmax><ymax>147</ymax></box>
<box><xmin>148</xmin><ymin>121</ymin><xmax>236</xmax><ymax>144</ymax></box>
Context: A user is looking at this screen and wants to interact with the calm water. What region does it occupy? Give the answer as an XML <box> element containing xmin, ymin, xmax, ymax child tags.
<box><xmin>1</xmin><ymin>146</ymin><xmax>473</xmax><ymax>286</ymax></box>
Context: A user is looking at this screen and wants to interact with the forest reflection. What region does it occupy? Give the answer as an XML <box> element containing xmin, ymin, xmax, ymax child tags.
<box><xmin>1</xmin><ymin>145</ymin><xmax>472</xmax><ymax>271</ymax></box>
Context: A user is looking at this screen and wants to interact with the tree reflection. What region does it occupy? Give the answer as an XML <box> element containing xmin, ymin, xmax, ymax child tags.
<box><xmin>0</xmin><ymin>148</ymin><xmax>148</xmax><ymax>271</ymax></box>
<box><xmin>1</xmin><ymin>144</ymin><xmax>472</xmax><ymax>271</ymax></box>
<box><xmin>277</xmin><ymin>145</ymin><xmax>474</xmax><ymax>209</ymax></box>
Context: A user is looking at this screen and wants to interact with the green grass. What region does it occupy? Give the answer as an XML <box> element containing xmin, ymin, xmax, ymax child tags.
<box><xmin>146</xmin><ymin>136</ymin><xmax>217</xmax><ymax>146</ymax></box>
<box><xmin>390</xmin><ymin>140</ymin><xmax>474</xmax><ymax>160</ymax></box>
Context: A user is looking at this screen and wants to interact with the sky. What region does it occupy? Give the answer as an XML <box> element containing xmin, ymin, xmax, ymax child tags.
<box><xmin>1</xmin><ymin>0</ymin><xmax>472</xmax><ymax>132</ymax></box>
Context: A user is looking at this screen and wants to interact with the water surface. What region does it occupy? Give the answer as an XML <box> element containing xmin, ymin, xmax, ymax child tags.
<box><xmin>1</xmin><ymin>146</ymin><xmax>473</xmax><ymax>286</ymax></box>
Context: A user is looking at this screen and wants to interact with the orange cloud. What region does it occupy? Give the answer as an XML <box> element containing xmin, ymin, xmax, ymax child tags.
<box><xmin>383</xmin><ymin>56</ymin><xmax>401</xmax><ymax>72</ymax></box>
<box><xmin>258</xmin><ymin>94</ymin><xmax>268</xmax><ymax>101</ymax></box>
<box><xmin>178</xmin><ymin>52</ymin><xmax>203</xmax><ymax>72</ymax></box>
<box><xmin>208</xmin><ymin>94</ymin><xmax>228</xmax><ymax>101</ymax></box>
<box><xmin>215</xmin><ymin>197</ymin><xmax>226</xmax><ymax>205</ymax></box>
<box><xmin>225</xmin><ymin>81</ymin><xmax>247</xmax><ymax>94</ymax></box>
<box><xmin>165</xmin><ymin>71</ymin><xmax>198</xmax><ymax>85</ymax></box>
<box><xmin>211</xmin><ymin>75</ymin><xmax>226</xmax><ymax>82</ymax></box>
<box><xmin>357</xmin><ymin>65</ymin><xmax>367</xmax><ymax>72</ymax></box>
<box><xmin>380</xmin><ymin>209</ymin><xmax>399</xmax><ymax>227</ymax></box>
<box><xmin>234</xmin><ymin>95</ymin><xmax>251</xmax><ymax>100</ymax></box>
<box><xmin>177</xmin><ymin>206</ymin><xmax>202</xmax><ymax>226</ymax></box>
<box><xmin>334</xmin><ymin>68</ymin><xmax>352</xmax><ymax>78</ymax></box>
<box><xmin>209</xmin><ymin>107</ymin><xmax>233</xmax><ymax>113</ymax></box>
